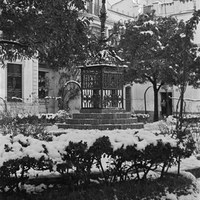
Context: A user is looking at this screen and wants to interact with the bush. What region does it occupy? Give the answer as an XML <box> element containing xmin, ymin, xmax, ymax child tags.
<box><xmin>0</xmin><ymin>173</ymin><xmax>198</xmax><ymax>200</ymax></box>
<box><xmin>0</xmin><ymin>127</ymin><xmax>196</xmax><ymax>194</ymax></box>
<box><xmin>132</xmin><ymin>113</ymin><xmax>150</xmax><ymax>123</ymax></box>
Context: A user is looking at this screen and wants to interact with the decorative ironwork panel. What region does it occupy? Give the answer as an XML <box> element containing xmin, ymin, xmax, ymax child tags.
<box><xmin>103</xmin><ymin>66</ymin><xmax>124</xmax><ymax>74</ymax></box>
<box><xmin>117</xmin><ymin>89</ymin><xmax>123</xmax><ymax>108</ymax></box>
<box><xmin>102</xmin><ymin>90</ymin><xmax>111</xmax><ymax>108</ymax></box>
<box><xmin>82</xmin><ymin>89</ymin><xmax>102</xmax><ymax>108</ymax></box>
<box><xmin>102</xmin><ymin>89</ymin><xmax>123</xmax><ymax>108</ymax></box>
<box><xmin>80</xmin><ymin>65</ymin><xmax>125</xmax><ymax>110</ymax></box>
<box><xmin>82</xmin><ymin>69</ymin><xmax>101</xmax><ymax>89</ymax></box>
<box><xmin>103</xmin><ymin>72</ymin><xmax>124</xmax><ymax>89</ymax></box>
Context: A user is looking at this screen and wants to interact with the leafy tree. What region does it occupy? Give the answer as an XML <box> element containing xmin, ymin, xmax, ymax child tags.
<box><xmin>0</xmin><ymin>0</ymin><xmax>91</xmax><ymax>69</ymax></box>
<box><xmin>115</xmin><ymin>12</ymin><xmax>182</xmax><ymax>121</ymax></box>
<box><xmin>164</xmin><ymin>10</ymin><xmax>200</xmax><ymax>173</ymax></box>
<box><xmin>164</xmin><ymin>10</ymin><xmax>200</xmax><ymax>126</ymax></box>
<box><xmin>115</xmin><ymin>10</ymin><xmax>200</xmax><ymax>121</ymax></box>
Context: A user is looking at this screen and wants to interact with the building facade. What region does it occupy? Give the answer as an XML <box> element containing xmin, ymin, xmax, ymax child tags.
<box><xmin>0</xmin><ymin>59</ymin><xmax>61</xmax><ymax>115</ymax></box>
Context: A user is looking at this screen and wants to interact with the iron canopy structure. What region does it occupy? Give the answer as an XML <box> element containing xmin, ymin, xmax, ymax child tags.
<box><xmin>80</xmin><ymin>64</ymin><xmax>126</xmax><ymax>111</ymax></box>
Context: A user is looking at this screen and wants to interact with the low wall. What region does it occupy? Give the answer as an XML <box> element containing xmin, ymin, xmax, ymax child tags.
<box><xmin>0</xmin><ymin>97</ymin><xmax>81</xmax><ymax>116</ymax></box>
<box><xmin>0</xmin><ymin>102</ymin><xmax>39</xmax><ymax>117</ymax></box>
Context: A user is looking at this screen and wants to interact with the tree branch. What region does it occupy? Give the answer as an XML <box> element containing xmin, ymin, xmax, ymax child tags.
<box><xmin>0</xmin><ymin>40</ymin><xmax>28</xmax><ymax>47</ymax></box>
<box><xmin>144</xmin><ymin>73</ymin><xmax>153</xmax><ymax>83</ymax></box>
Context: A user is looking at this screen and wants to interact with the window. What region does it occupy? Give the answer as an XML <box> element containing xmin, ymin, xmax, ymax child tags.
<box><xmin>0</xmin><ymin>30</ymin><xmax>3</xmax><ymax>39</ymax></box>
<box><xmin>7</xmin><ymin>63</ymin><xmax>22</xmax><ymax>102</ymax></box>
<box><xmin>94</xmin><ymin>0</ymin><xmax>101</xmax><ymax>16</ymax></box>
<box><xmin>86</xmin><ymin>0</ymin><xmax>93</xmax><ymax>14</ymax></box>
<box><xmin>38</xmin><ymin>71</ymin><xmax>48</xmax><ymax>99</ymax></box>
<box><xmin>86</xmin><ymin>0</ymin><xmax>101</xmax><ymax>16</ymax></box>
<box><xmin>143</xmin><ymin>5</ymin><xmax>153</xmax><ymax>14</ymax></box>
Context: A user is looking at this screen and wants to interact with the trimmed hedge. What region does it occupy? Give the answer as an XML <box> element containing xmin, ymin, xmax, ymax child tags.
<box><xmin>0</xmin><ymin>130</ymin><xmax>195</xmax><ymax>193</ymax></box>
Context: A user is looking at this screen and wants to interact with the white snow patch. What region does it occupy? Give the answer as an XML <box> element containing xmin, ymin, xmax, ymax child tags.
<box><xmin>140</xmin><ymin>30</ymin><xmax>154</xmax><ymax>35</ymax></box>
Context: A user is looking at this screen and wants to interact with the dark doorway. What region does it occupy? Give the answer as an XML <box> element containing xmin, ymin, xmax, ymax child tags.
<box><xmin>161</xmin><ymin>92</ymin><xmax>172</xmax><ymax>117</ymax></box>
<box><xmin>125</xmin><ymin>86</ymin><xmax>131</xmax><ymax>112</ymax></box>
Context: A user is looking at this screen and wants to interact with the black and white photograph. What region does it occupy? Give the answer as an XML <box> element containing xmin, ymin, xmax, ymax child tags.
<box><xmin>1</xmin><ymin>0</ymin><xmax>200</xmax><ymax>199</ymax></box>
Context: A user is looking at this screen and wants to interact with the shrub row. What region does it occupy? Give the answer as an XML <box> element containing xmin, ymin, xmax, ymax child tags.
<box><xmin>0</xmin><ymin>130</ymin><xmax>195</xmax><ymax>193</ymax></box>
<box><xmin>0</xmin><ymin>110</ymin><xmax>70</xmax><ymax>126</ymax></box>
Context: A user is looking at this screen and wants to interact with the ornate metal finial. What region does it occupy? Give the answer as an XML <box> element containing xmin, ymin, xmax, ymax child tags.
<box><xmin>86</xmin><ymin>0</ymin><xmax>125</xmax><ymax>65</ymax></box>
<box><xmin>99</xmin><ymin>0</ymin><xmax>107</xmax><ymax>43</ymax></box>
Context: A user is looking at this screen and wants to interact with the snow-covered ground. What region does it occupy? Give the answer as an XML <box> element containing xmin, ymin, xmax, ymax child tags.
<box><xmin>1</xmin><ymin>120</ymin><xmax>200</xmax><ymax>199</ymax></box>
<box><xmin>45</xmin><ymin>123</ymin><xmax>200</xmax><ymax>199</ymax></box>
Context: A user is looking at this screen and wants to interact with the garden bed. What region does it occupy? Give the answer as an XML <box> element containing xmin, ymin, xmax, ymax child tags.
<box><xmin>0</xmin><ymin>114</ymin><xmax>200</xmax><ymax>199</ymax></box>
<box><xmin>0</xmin><ymin>172</ymin><xmax>199</xmax><ymax>200</ymax></box>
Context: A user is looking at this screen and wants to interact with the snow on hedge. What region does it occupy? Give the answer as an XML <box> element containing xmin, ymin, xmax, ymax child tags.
<box><xmin>0</xmin><ymin>128</ymin><xmax>178</xmax><ymax>167</ymax></box>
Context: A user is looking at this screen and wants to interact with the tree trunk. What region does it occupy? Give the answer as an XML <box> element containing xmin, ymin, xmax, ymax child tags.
<box><xmin>153</xmin><ymin>84</ymin><xmax>159</xmax><ymax>121</ymax></box>
<box><xmin>178</xmin><ymin>85</ymin><xmax>185</xmax><ymax>129</ymax></box>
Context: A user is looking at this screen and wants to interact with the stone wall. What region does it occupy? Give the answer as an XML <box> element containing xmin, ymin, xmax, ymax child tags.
<box><xmin>0</xmin><ymin>101</ymin><xmax>39</xmax><ymax>117</ymax></box>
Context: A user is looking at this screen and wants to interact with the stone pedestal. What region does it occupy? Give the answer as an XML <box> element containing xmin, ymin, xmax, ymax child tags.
<box><xmin>57</xmin><ymin>109</ymin><xmax>143</xmax><ymax>130</ymax></box>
